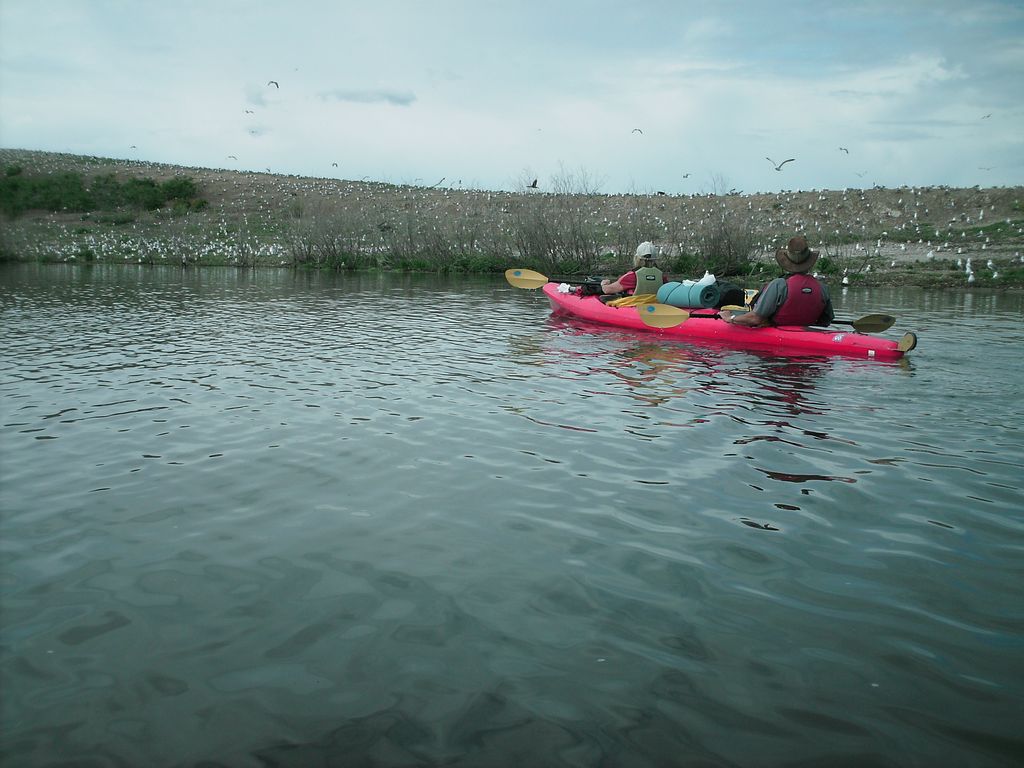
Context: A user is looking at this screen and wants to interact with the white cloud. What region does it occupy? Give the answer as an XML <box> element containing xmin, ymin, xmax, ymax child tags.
<box><xmin>318</xmin><ymin>89</ymin><xmax>417</xmax><ymax>106</ymax></box>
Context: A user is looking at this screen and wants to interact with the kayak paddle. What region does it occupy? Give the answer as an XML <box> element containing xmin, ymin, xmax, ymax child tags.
<box><xmin>504</xmin><ymin>268</ymin><xmax>550</xmax><ymax>289</ymax></box>
<box><xmin>636</xmin><ymin>303</ymin><xmax>692</xmax><ymax>328</ymax></box>
<box><xmin>638</xmin><ymin>306</ymin><xmax>896</xmax><ymax>333</ymax></box>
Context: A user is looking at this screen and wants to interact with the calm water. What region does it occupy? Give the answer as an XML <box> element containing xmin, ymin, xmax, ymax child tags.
<box><xmin>1</xmin><ymin>264</ymin><xmax>1022</xmax><ymax>767</ymax></box>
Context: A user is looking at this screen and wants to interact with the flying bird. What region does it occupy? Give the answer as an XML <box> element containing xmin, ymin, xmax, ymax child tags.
<box><xmin>766</xmin><ymin>157</ymin><xmax>795</xmax><ymax>171</ymax></box>
<box><xmin>681</xmin><ymin>173</ymin><xmax>691</xmax><ymax>179</ymax></box>
<box><xmin>838</xmin><ymin>147</ymin><xmax>849</xmax><ymax>153</ymax></box>
<box><xmin>227</xmin><ymin>155</ymin><xmax>238</xmax><ymax>160</ymax></box>
<box><xmin>981</xmin><ymin>113</ymin><xmax>991</xmax><ymax>119</ymax></box>
<box><xmin>267</xmin><ymin>80</ymin><xmax>279</xmax><ymax>88</ymax></box>
<box><xmin>631</xmin><ymin>128</ymin><xmax>643</xmax><ymax>134</ymax></box>
<box><xmin>855</xmin><ymin>171</ymin><xmax>867</xmax><ymax>177</ymax></box>
<box><xmin>332</xmin><ymin>162</ymin><xmax>338</xmax><ymax>167</ymax></box>
<box><xmin>245</xmin><ymin>109</ymin><xmax>254</xmax><ymax>114</ymax></box>
<box><xmin>527</xmin><ymin>178</ymin><xmax>538</xmax><ymax>189</ymax></box>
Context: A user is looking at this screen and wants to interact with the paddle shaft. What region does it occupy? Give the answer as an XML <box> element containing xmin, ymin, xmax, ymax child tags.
<box><xmin>688</xmin><ymin>312</ymin><xmax>888</xmax><ymax>332</ymax></box>
<box><xmin>699</xmin><ymin>313</ymin><xmax>869</xmax><ymax>328</ymax></box>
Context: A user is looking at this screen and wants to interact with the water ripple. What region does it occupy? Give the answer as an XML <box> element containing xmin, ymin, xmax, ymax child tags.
<box><xmin>2</xmin><ymin>268</ymin><xmax>1023</xmax><ymax>766</ymax></box>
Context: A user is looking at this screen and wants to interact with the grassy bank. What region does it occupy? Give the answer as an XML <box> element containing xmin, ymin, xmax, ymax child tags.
<box><xmin>1</xmin><ymin>148</ymin><xmax>1022</xmax><ymax>288</ymax></box>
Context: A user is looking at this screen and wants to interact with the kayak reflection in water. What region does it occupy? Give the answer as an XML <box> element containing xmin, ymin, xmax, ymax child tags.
<box><xmin>720</xmin><ymin>236</ymin><xmax>835</xmax><ymax>328</ymax></box>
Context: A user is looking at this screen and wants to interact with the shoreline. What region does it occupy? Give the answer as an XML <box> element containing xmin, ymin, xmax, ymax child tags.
<box><xmin>2</xmin><ymin>148</ymin><xmax>1022</xmax><ymax>289</ymax></box>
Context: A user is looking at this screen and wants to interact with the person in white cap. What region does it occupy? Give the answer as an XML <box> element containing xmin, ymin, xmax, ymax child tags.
<box><xmin>720</xmin><ymin>236</ymin><xmax>834</xmax><ymax>327</ymax></box>
<box><xmin>600</xmin><ymin>241</ymin><xmax>667</xmax><ymax>298</ymax></box>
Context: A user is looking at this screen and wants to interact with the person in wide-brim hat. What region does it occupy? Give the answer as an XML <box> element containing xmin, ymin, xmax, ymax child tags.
<box><xmin>775</xmin><ymin>235</ymin><xmax>820</xmax><ymax>273</ymax></box>
<box><xmin>720</xmin><ymin>235</ymin><xmax>834</xmax><ymax>328</ymax></box>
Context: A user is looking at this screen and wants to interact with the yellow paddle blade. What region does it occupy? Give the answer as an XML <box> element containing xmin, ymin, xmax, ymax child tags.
<box><xmin>850</xmin><ymin>313</ymin><xmax>896</xmax><ymax>333</ymax></box>
<box><xmin>637</xmin><ymin>303</ymin><xmax>690</xmax><ymax>329</ymax></box>
<box><xmin>897</xmin><ymin>331</ymin><xmax>918</xmax><ymax>353</ymax></box>
<box><xmin>504</xmin><ymin>268</ymin><xmax>549</xmax><ymax>289</ymax></box>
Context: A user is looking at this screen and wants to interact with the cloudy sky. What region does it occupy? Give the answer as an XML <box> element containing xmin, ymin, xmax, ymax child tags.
<box><xmin>1</xmin><ymin>0</ymin><xmax>1022</xmax><ymax>194</ymax></box>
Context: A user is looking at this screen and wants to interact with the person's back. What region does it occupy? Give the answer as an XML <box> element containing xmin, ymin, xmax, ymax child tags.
<box><xmin>755</xmin><ymin>272</ymin><xmax>832</xmax><ymax>326</ymax></box>
<box><xmin>632</xmin><ymin>263</ymin><xmax>664</xmax><ymax>293</ymax></box>
<box><xmin>600</xmin><ymin>241</ymin><xmax>666</xmax><ymax>298</ymax></box>
<box><xmin>721</xmin><ymin>236</ymin><xmax>834</xmax><ymax>328</ymax></box>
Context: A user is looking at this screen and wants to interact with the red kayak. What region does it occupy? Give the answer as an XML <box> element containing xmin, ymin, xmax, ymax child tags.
<box><xmin>541</xmin><ymin>283</ymin><xmax>914</xmax><ymax>360</ymax></box>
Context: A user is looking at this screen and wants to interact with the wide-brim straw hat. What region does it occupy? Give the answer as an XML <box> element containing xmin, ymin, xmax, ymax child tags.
<box><xmin>775</xmin><ymin>236</ymin><xmax>819</xmax><ymax>273</ymax></box>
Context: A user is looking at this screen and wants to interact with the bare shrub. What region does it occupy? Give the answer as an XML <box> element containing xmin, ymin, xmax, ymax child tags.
<box><xmin>815</xmin><ymin>237</ymin><xmax>871</xmax><ymax>280</ymax></box>
<box><xmin>285</xmin><ymin>203</ymin><xmax>377</xmax><ymax>270</ymax></box>
<box><xmin>695</xmin><ymin>212</ymin><xmax>759</xmax><ymax>277</ymax></box>
<box><xmin>509</xmin><ymin>165</ymin><xmax>608</xmax><ymax>274</ymax></box>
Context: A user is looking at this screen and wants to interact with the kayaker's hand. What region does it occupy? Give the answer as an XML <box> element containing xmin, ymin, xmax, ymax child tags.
<box><xmin>720</xmin><ymin>310</ymin><xmax>733</xmax><ymax>323</ymax></box>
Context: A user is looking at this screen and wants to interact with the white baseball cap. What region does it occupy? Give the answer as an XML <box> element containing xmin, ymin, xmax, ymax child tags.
<box><xmin>635</xmin><ymin>241</ymin><xmax>656</xmax><ymax>258</ymax></box>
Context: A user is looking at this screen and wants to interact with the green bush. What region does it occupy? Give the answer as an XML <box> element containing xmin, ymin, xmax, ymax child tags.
<box><xmin>171</xmin><ymin>197</ymin><xmax>209</xmax><ymax>215</ymax></box>
<box><xmin>0</xmin><ymin>170</ymin><xmax>206</xmax><ymax>216</ymax></box>
<box><xmin>669</xmin><ymin>252</ymin><xmax>701</xmax><ymax>275</ymax></box>
<box><xmin>0</xmin><ymin>173</ymin><xmax>89</xmax><ymax>215</ymax></box>
<box><xmin>0</xmin><ymin>175</ymin><xmax>26</xmax><ymax>214</ymax></box>
<box><xmin>122</xmin><ymin>178</ymin><xmax>164</xmax><ymax>210</ymax></box>
<box><xmin>89</xmin><ymin>173</ymin><xmax>123</xmax><ymax>209</ymax></box>
<box><xmin>161</xmin><ymin>177</ymin><xmax>199</xmax><ymax>201</ymax></box>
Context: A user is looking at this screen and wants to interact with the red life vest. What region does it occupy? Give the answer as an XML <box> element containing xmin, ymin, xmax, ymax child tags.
<box><xmin>771</xmin><ymin>274</ymin><xmax>827</xmax><ymax>325</ymax></box>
